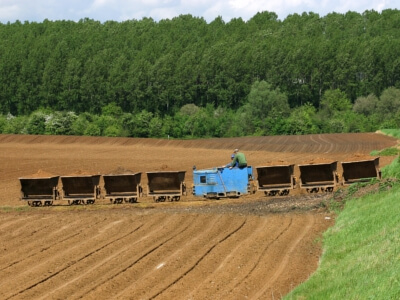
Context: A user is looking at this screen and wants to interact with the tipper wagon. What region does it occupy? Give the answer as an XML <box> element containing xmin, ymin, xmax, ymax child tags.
<box><xmin>341</xmin><ymin>157</ymin><xmax>382</xmax><ymax>185</ymax></box>
<box><xmin>146</xmin><ymin>171</ymin><xmax>187</xmax><ymax>202</ymax></box>
<box><xmin>19</xmin><ymin>176</ymin><xmax>60</xmax><ymax>206</ymax></box>
<box><xmin>256</xmin><ymin>164</ymin><xmax>296</xmax><ymax>196</ymax></box>
<box><xmin>60</xmin><ymin>175</ymin><xmax>101</xmax><ymax>205</ymax></box>
<box><xmin>103</xmin><ymin>173</ymin><xmax>143</xmax><ymax>203</ymax></box>
<box><xmin>298</xmin><ymin>161</ymin><xmax>339</xmax><ymax>193</ymax></box>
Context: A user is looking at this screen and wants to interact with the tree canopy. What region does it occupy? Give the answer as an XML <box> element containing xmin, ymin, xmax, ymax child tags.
<box><xmin>1</xmin><ymin>10</ymin><xmax>400</xmax><ymax>138</ymax></box>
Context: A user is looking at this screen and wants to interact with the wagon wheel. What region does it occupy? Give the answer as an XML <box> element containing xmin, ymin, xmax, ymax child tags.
<box><xmin>279</xmin><ymin>190</ymin><xmax>288</xmax><ymax>196</ymax></box>
<box><xmin>326</xmin><ymin>187</ymin><xmax>334</xmax><ymax>193</ymax></box>
<box><xmin>155</xmin><ymin>196</ymin><xmax>166</xmax><ymax>202</ymax></box>
<box><xmin>269</xmin><ymin>191</ymin><xmax>277</xmax><ymax>196</ymax></box>
<box><xmin>27</xmin><ymin>201</ymin><xmax>32</xmax><ymax>206</ymax></box>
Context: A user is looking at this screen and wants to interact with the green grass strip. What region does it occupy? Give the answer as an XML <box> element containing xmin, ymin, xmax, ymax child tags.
<box><xmin>285</xmin><ymin>173</ymin><xmax>400</xmax><ymax>299</ymax></box>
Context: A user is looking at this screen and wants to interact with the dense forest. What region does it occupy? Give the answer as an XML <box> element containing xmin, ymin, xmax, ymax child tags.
<box><xmin>0</xmin><ymin>9</ymin><xmax>400</xmax><ymax>138</ymax></box>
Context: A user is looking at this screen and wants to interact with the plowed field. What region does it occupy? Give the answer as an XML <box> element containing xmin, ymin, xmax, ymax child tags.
<box><xmin>0</xmin><ymin>133</ymin><xmax>398</xmax><ymax>299</ymax></box>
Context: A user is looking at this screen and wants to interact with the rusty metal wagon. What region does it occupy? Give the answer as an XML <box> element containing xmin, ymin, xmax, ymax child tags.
<box><xmin>256</xmin><ymin>164</ymin><xmax>296</xmax><ymax>196</ymax></box>
<box><xmin>298</xmin><ymin>161</ymin><xmax>339</xmax><ymax>193</ymax></box>
<box><xmin>102</xmin><ymin>173</ymin><xmax>143</xmax><ymax>204</ymax></box>
<box><xmin>19</xmin><ymin>176</ymin><xmax>60</xmax><ymax>206</ymax></box>
<box><xmin>59</xmin><ymin>175</ymin><xmax>101</xmax><ymax>205</ymax></box>
<box><xmin>341</xmin><ymin>157</ymin><xmax>382</xmax><ymax>185</ymax></box>
<box><xmin>146</xmin><ymin>171</ymin><xmax>187</xmax><ymax>202</ymax></box>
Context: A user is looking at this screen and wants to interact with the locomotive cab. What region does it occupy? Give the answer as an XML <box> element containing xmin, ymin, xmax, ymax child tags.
<box><xmin>192</xmin><ymin>166</ymin><xmax>254</xmax><ymax>199</ymax></box>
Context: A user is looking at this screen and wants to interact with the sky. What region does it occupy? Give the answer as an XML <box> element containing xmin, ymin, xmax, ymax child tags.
<box><xmin>0</xmin><ymin>0</ymin><xmax>397</xmax><ymax>24</ymax></box>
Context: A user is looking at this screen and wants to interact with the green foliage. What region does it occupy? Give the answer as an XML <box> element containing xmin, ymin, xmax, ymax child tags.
<box><xmin>380</xmin><ymin>129</ymin><xmax>400</xmax><ymax>139</ymax></box>
<box><xmin>353</xmin><ymin>94</ymin><xmax>378</xmax><ymax>116</ymax></box>
<box><xmin>104</xmin><ymin>125</ymin><xmax>123</xmax><ymax>137</ymax></box>
<box><xmin>180</xmin><ymin>104</ymin><xmax>200</xmax><ymax>116</ymax></box>
<box><xmin>71</xmin><ymin>114</ymin><xmax>91</xmax><ymax>135</ymax></box>
<box><xmin>284</xmin><ymin>103</ymin><xmax>319</xmax><ymax>135</ymax></box>
<box><xmin>44</xmin><ymin>111</ymin><xmax>77</xmax><ymax>135</ymax></box>
<box><xmin>26</xmin><ymin>110</ymin><xmax>48</xmax><ymax>134</ymax></box>
<box><xmin>370</xmin><ymin>147</ymin><xmax>400</xmax><ymax>156</ymax></box>
<box><xmin>2</xmin><ymin>114</ymin><xmax>28</xmax><ymax>134</ymax></box>
<box><xmin>101</xmin><ymin>102</ymin><xmax>123</xmax><ymax>117</ymax></box>
<box><xmin>376</xmin><ymin>87</ymin><xmax>400</xmax><ymax>119</ymax></box>
<box><xmin>0</xmin><ymin>114</ymin><xmax>8</xmax><ymax>133</ymax></box>
<box><xmin>84</xmin><ymin>123</ymin><xmax>101</xmax><ymax>136</ymax></box>
<box><xmin>319</xmin><ymin>89</ymin><xmax>352</xmax><ymax>117</ymax></box>
<box><xmin>241</xmin><ymin>80</ymin><xmax>290</xmax><ymax>135</ymax></box>
<box><xmin>382</xmin><ymin>156</ymin><xmax>400</xmax><ymax>179</ymax></box>
<box><xmin>148</xmin><ymin>116</ymin><xmax>164</xmax><ymax>138</ymax></box>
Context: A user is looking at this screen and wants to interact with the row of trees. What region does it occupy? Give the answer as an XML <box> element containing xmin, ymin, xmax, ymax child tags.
<box><xmin>0</xmin><ymin>9</ymin><xmax>400</xmax><ymax>119</ymax></box>
<box><xmin>1</xmin><ymin>83</ymin><xmax>399</xmax><ymax>138</ymax></box>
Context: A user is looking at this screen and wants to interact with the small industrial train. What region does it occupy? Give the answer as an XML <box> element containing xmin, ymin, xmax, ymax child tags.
<box><xmin>19</xmin><ymin>157</ymin><xmax>382</xmax><ymax>206</ymax></box>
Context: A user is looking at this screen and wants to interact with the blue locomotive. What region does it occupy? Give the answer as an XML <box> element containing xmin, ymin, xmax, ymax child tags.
<box><xmin>192</xmin><ymin>166</ymin><xmax>256</xmax><ymax>199</ymax></box>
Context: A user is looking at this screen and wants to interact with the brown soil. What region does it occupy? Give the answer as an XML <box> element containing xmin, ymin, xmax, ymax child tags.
<box><xmin>0</xmin><ymin>132</ymin><xmax>397</xmax><ymax>300</ymax></box>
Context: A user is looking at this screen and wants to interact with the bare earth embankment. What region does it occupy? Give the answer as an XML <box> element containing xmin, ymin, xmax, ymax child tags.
<box><xmin>0</xmin><ymin>133</ymin><xmax>397</xmax><ymax>299</ymax></box>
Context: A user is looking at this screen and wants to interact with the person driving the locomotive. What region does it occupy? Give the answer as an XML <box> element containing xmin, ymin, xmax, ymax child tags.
<box><xmin>224</xmin><ymin>153</ymin><xmax>238</xmax><ymax>168</ymax></box>
<box><xmin>229</xmin><ymin>149</ymin><xmax>247</xmax><ymax>169</ymax></box>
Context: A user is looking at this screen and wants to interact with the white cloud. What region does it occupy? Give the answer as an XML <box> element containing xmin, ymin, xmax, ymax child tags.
<box><xmin>0</xmin><ymin>0</ymin><xmax>397</xmax><ymax>23</ymax></box>
<box><xmin>0</xmin><ymin>4</ymin><xmax>20</xmax><ymax>21</ymax></box>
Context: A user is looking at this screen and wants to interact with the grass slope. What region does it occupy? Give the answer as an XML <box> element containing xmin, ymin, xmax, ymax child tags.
<box><xmin>285</xmin><ymin>156</ymin><xmax>400</xmax><ymax>299</ymax></box>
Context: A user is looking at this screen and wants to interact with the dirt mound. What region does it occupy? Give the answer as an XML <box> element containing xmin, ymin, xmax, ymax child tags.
<box><xmin>106</xmin><ymin>166</ymin><xmax>136</xmax><ymax>174</ymax></box>
<box><xmin>300</xmin><ymin>157</ymin><xmax>336</xmax><ymax>164</ymax></box>
<box><xmin>256</xmin><ymin>160</ymin><xmax>292</xmax><ymax>166</ymax></box>
<box><xmin>65</xmin><ymin>169</ymin><xmax>94</xmax><ymax>176</ymax></box>
<box><xmin>20</xmin><ymin>169</ymin><xmax>57</xmax><ymax>178</ymax></box>
<box><xmin>342</xmin><ymin>153</ymin><xmax>377</xmax><ymax>162</ymax></box>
